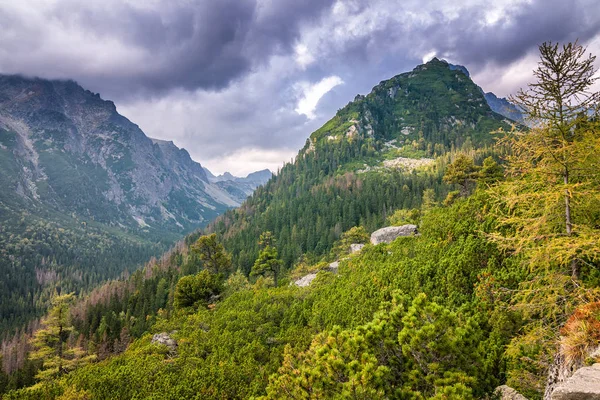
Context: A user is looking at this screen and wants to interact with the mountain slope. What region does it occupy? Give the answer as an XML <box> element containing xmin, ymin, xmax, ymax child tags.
<box><xmin>207</xmin><ymin>58</ymin><xmax>516</xmax><ymax>272</ymax></box>
<box><xmin>484</xmin><ymin>91</ymin><xmax>525</xmax><ymax>123</ymax></box>
<box><xmin>0</xmin><ymin>75</ymin><xmax>245</xmax><ymax>233</ymax></box>
<box><xmin>0</xmin><ymin>75</ymin><xmax>256</xmax><ymax>332</ymax></box>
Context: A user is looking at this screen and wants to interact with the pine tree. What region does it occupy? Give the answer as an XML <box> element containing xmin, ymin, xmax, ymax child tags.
<box><xmin>190</xmin><ymin>234</ymin><xmax>232</xmax><ymax>276</ymax></box>
<box><xmin>443</xmin><ymin>153</ymin><xmax>479</xmax><ymax>197</ymax></box>
<box><xmin>251</xmin><ymin>246</ymin><xmax>283</xmax><ymax>286</ymax></box>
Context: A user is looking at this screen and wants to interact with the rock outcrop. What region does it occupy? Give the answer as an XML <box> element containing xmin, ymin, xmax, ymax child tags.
<box><xmin>551</xmin><ymin>363</ymin><xmax>600</xmax><ymax>399</ymax></box>
<box><xmin>495</xmin><ymin>385</ymin><xmax>528</xmax><ymax>400</ymax></box>
<box><xmin>151</xmin><ymin>332</ymin><xmax>178</xmax><ymax>354</ymax></box>
<box><xmin>294</xmin><ymin>273</ymin><xmax>317</xmax><ymax>288</ymax></box>
<box><xmin>370</xmin><ymin>225</ymin><xmax>418</xmax><ymax>245</ymax></box>
<box><xmin>545</xmin><ymin>345</ymin><xmax>600</xmax><ymax>399</ymax></box>
<box><xmin>327</xmin><ymin>261</ymin><xmax>339</xmax><ymax>273</ymax></box>
<box><xmin>294</xmin><ymin>261</ymin><xmax>341</xmax><ymax>288</ymax></box>
<box><xmin>350</xmin><ymin>243</ymin><xmax>365</xmax><ymax>253</ymax></box>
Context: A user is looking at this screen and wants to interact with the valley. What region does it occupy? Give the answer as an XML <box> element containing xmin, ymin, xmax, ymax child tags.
<box><xmin>0</xmin><ymin>38</ymin><xmax>599</xmax><ymax>400</ymax></box>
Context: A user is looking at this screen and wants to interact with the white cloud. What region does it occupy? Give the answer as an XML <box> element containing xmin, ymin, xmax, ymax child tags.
<box><xmin>203</xmin><ymin>147</ymin><xmax>297</xmax><ymax>176</ymax></box>
<box><xmin>294</xmin><ymin>76</ymin><xmax>343</xmax><ymax>119</ymax></box>
<box><xmin>294</xmin><ymin>43</ymin><xmax>315</xmax><ymax>69</ymax></box>
<box><xmin>422</xmin><ymin>51</ymin><xmax>437</xmax><ymax>64</ymax></box>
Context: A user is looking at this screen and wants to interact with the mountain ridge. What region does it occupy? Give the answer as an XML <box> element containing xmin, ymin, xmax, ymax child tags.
<box><xmin>207</xmin><ymin>57</ymin><xmax>518</xmax><ymax>272</ymax></box>
<box><xmin>0</xmin><ymin>74</ymin><xmax>268</xmax><ymax>332</ymax></box>
<box><xmin>0</xmin><ymin>74</ymin><xmax>256</xmax><ymax>232</ymax></box>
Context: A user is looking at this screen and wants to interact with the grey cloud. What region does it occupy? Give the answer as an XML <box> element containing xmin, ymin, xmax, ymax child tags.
<box><xmin>1</xmin><ymin>0</ymin><xmax>599</xmax><ymax>175</ymax></box>
<box><xmin>428</xmin><ymin>0</ymin><xmax>600</xmax><ymax>67</ymax></box>
<box><xmin>0</xmin><ymin>0</ymin><xmax>336</xmax><ymax>98</ymax></box>
<box><xmin>319</xmin><ymin>0</ymin><xmax>600</xmax><ymax>73</ymax></box>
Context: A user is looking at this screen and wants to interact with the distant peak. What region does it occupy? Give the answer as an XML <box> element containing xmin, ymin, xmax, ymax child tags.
<box><xmin>150</xmin><ymin>138</ymin><xmax>175</xmax><ymax>146</ymax></box>
<box><xmin>447</xmin><ymin>63</ymin><xmax>470</xmax><ymax>78</ymax></box>
<box><xmin>422</xmin><ymin>57</ymin><xmax>446</xmax><ymax>66</ymax></box>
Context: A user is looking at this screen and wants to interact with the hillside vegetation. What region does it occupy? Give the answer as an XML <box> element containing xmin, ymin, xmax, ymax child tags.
<box><xmin>2</xmin><ymin>42</ymin><xmax>600</xmax><ymax>399</ymax></box>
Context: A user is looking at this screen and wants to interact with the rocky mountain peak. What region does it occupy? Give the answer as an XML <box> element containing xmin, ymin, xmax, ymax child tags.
<box><xmin>0</xmin><ymin>74</ymin><xmax>257</xmax><ymax>235</ymax></box>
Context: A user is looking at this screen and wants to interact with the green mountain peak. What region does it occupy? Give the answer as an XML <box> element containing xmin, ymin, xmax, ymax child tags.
<box><xmin>308</xmin><ymin>59</ymin><xmax>511</xmax><ymax>157</ymax></box>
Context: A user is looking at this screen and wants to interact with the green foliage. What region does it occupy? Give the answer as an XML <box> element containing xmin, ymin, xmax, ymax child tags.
<box><xmin>251</xmin><ymin>245</ymin><xmax>283</xmax><ymax>286</ymax></box>
<box><xmin>397</xmin><ymin>294</ymin><xmax>482</xmax><ymax>398</ymax></box>
<box><xmin>495</xmin><ymin>41</ymin><xmax>600</xmax><ymax>279</ymax></box>
<box><xmin>224</xmin><ymin>270</ymin><xmax>251</xmax><ymax>296</ymax></box>
<box><xmin>443</xmin><ymin>153</ymin><xmax>480</xmax><ymax>196</ymax></box>
<box><xmin>264</xmin><ymin>293</ymin><xmax>487</xmax><ymax>399</ymax></box>
<box><xmin>387</xmin><ymin>208</ymin><xmax>421</xmax><ymax>226</ymax></box>
<box><xmin>478</xmin><ymin>156</ymin><xmax>504</xmax><ymax>185</ymax></box>
<box><xmin>207</xmin><ymin>58</ymin><xmax>512</xmax><ymax>277</ymax></box>
<box><xmin>330</xmin><ymin>226</ymin><xmax>370</xmax><ymax>258</ymax></box>
<box><xmin>174</xmin><ymin>270</ymin><xmax>223</xmax><ymax>309</ymax></box>
<box><xmin>190</xmin><ymin>234</ymin><xmax>232</xmax><ymax>276</ymax></box>
<box><xmin>7</xmin><ymin>193</ymin><xmax>520</xmax><ymax>399</ymax></box>
<box><xmin>30</xmin><ymin>294</ymin><xmax>94</xmax><ymax>382</ymax></box>
<box><xmin>0</xmin><ymin>204</ymin><xmax>171</xmax><ymax>334</ymax></box>
<box><xmin>9</xmin><ymin>51</ymin><xmax>595</xmax><ymax>400</ymax></box>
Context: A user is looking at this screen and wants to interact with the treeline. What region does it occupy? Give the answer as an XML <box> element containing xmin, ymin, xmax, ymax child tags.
<box><xmin>208</xmin><ymin>136</ymin><xmax>500</xmax><ymax>276</ymax></box>
<box><xmin>0</xmin><ymin>237</ymin><xmax>202</xmax><ymax>395</ymax></box>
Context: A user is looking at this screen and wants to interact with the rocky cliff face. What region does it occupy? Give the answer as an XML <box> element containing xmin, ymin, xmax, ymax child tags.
<box><xmin>204</xmin><ymin>167</ymin><xmax>273</xmax><ymax>204</ymax></box>
<box><xmin>0</xmin><ymin>74</ymin><xmax>251</xmax><ymax>234</ymax></box>
<box><xmin>484</xmin><ymin>92</ymin><xmax>525</xmax><ymax>124</ymax></box>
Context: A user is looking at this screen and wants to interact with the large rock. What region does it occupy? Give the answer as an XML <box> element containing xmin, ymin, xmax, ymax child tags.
<box><xmin>151</xmin><ymin>332</ymin><xmax>178</xmax><ymax>354</ymax></box>
<box><xmin>294</xmin><ymin>273</ymin><xmax>317</xmax><ymax>288</ymax></box>
<box><xmin>327</xmin><ymin>261</ymin><xmax>339</xmax><ymax>273</ymax></box>
<box><xmin>370</xmin><ymin>225</ymin><xmax>418</xmax><ymax>245</ymax></box>
<box><xmin>551</xmin><ymin>363</ymin><xmax>600</xmax><ymax>400</ymax></box>
<box><xmin>350</xmin><ymin>243</ymin><xmax>365</xmax><ymax>253</ymax></box>
<box><xmin>545</xmin><ymin>346</ymin><xmax>600</xmax><ymax>399</ymax></box>
<box><xmin>495</xmin><ymin>385</ymin><xmax>528</xmax><ymax>400</ymax></box>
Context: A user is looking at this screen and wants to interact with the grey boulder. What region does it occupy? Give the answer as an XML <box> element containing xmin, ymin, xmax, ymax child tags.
<box><xmin>551</xmin><ymin>363</ymin><xmax>600</xmax><ymax>400</ymax></box>
<box><xmin>495</xmin><ymin>385</ymin><xmax>528</xmax><ymax>400</ymax></box>
<box><xmin>370</xmin><ymin>225</ymin><xmax>418</xmax><ymax>245</ymax></box>
<box><xmin>151</xmin><ymin>332</ymin><xmax>178</xmax><ymax>353</ymax></box>
<box><xmin>294</xmin><ymin>273</ymin><xmax>317</xmax><ymax>288</ymax></box>
<box><xmin>350</xmin><ymin>243</ymin><xmax>365</xmax><ymax>253</ymax></box>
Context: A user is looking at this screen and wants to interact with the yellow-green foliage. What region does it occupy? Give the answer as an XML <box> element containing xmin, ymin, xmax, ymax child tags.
<box><xmin>7</xmin><ymin>196</ymin><xmax>520</xmax><ymax>399</ymax></box>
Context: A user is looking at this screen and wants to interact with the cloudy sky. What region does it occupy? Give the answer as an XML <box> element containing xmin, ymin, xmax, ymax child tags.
<box><xmin>1</xmin><ymin>0</ymin><xmax>600</xmax><ymax>175</ymax></box>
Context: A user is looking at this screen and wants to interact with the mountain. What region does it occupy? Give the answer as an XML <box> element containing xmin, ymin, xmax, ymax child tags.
<box><xmin>484</xmin><ymin>91</ymin><xmax>525</xmax><ymax>123</ymax></box>
<box><xmin>447</xmin><ymin>61</ymin><xmax>525</xmax><ymax>124</ymax></box>
<box><xmin>0</xmin><ymin>75</ymin><xmax>247</xmax><ymax>232</ymax></box>
<box><xmin>207</xmin><ymin>57</ymin><xmax>517</xmax><ymax>272</ymax></box>
<box><xmin>203</xmin><ymin>167</ymin><xmax>273</xmax><ymax>204</ymax></box>
<box><xmin>3</xmin><ymin>57</ymin><xmax>577</xmax><ymax>400</ymax></box>
<box><xmin>0</xmin><ymin>75</ymin><xmax>259</xmax><ymax>332</ymax></box>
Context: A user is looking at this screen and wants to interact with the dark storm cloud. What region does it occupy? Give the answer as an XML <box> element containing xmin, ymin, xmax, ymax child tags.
<box><xmin>0</xmin><ymin>0</ymin><xmax>336</xmax><ymax>97</ymax></box>
<box><xmin>320</xmin><ymin>0</ymin><xmax>600</xmax><ymax>74</ymax></box>
<box><xmin>427</xmin><ymin>0</ymin><xmax>600</xmax><ymax>67</ymax></box>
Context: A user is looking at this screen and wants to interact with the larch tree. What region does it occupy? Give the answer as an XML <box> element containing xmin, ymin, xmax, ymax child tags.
<box><xmin>492</xmin><ymin>41</ymin><xmax>600</xmax><ymax>278</ymax></box>
<box><xmin>30</xmin><ymin>294</ymin><xmax>94</xmax><ymax>381</ymax></box>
